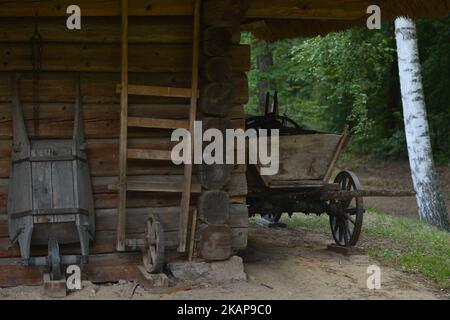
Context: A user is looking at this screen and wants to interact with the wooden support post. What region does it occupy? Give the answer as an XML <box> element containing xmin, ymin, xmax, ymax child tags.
<box><xmin>188</xmin><ymin>209</ymin><xmax>198</xmax><ymax>262</ymax></box>
<box><xmin>116</xmin><ymin>0</ymin><xmax>129</xmax><ymax>252</ymax></box>
<box><xmin>178</xmin><ymin>0</ymin><xmax>201</xmax><ymax>253</ymax></box>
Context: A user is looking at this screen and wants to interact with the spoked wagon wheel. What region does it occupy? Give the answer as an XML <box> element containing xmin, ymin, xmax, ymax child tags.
<box><xmin>143</xmin><ymin>214</ymin><xmax>165</xmax><ymax>274</ymax></box>
<box><xmin>329</xmin><ymin>171</ymin><xmax>364</xmax><ymax>247</ymax></box>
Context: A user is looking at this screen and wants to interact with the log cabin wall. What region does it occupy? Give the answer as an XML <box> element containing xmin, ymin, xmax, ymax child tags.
<box><xmin>195</xmin><ymin>1</ymin><xmax>250</xmax><ymax>260</ymax></box>
<box><xmin>0</xmin><ymin>8</ymin><xmax>250</xmax><ymax>258</ymax></box>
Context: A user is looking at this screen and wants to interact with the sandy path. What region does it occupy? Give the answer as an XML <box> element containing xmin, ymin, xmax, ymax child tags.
<box><xmin>0</xmin><ymin>225</ymin><xmax>444</xmax><ymax>300</ymax></box>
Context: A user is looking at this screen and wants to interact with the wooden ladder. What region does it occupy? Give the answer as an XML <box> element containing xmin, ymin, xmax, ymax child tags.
<box><xmin>115</xmin><ymin>0</ymin><xmax>202</xmax><ymax>253</ymax></box>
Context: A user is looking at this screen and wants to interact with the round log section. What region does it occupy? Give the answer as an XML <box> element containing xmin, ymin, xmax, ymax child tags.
<box><xmin>201</xmin><ymin>116</ymin><xmax>232</xmax><ymax>133</ymax></box>
<box><xmin>229</xmin><ymin>204</ymin><xmax>249</xmax><ymax>251</ymax></box>
<box><xmin>198</xmin><ymin>190</ymin><xmax>230</xmax><ymax>224</ymax></box>
<box><xmin>203</xmin><ymin>56</ymin><xmax>232</xmax><ymax>83</ymax></box>
<box><xmin>203</xmin><ymin>27</ymin><xmax>233</xmax><ymax>56</ymax></box>
<box><xmin>198</xmin><ymin>224</ymin><xmax>233</xmax><ymax>261</ymax></box>
<box><xmin>198</xmin><ymin>163</ymin><xmax>233</xmax><ymax>190</ymax></box>
<box><xmin>199</xmin><ymin>82</ymin><xmax>233</xmax><ymax>117</ymax></box>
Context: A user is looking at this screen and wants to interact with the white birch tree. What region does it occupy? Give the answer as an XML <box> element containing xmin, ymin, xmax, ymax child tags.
<box><xmin>395</xmin><ymin>17</ymin><xmax>450</xmax><ymax>231</ymax></box>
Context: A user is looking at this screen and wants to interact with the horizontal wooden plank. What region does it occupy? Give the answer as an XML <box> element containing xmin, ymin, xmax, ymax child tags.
<box><xmin>128</xmin><ymin>117</ymin><xmax>189</xmax><ymax>129</ymax></box>
<box><xmin>0</xmin><ymin>0</ymin><xmax>195</xmax><ymax>17</ymax></box>
<box><xmin>126</xmin><ymin>181</ymin><xmax>202</xmax><ymax>194</ymax></box>
<box><xmin>127</xmin><ymin>148</ymin><xmax>173</xmax><ymax>161</ymax></box>
<box><xmin>108</xmin><ymin>180</ymin><xmax>202</xmax><ymax>194</ymax></box>
<box><xmin>0</xmin><ymin>72</ymin><xmax>249</xmax><ymax>105</ymax></box>
<box><xmin>0</xmin><ymin>17</ymin><xmax>192</xmax><ymax>43</ymax></box>
<box><xmin>0</xmin><ymin>262</ymin><xmax>44</xmax><ymax>287</ymax></box>
<box><xmin>120</xmin><ymin>84</ymin><xmax>193</xmax><ymax>98</ymax></box>
<box><xmin>0</xmin><ymin>17</ymin><xmax>239</xmax><ymax>44</ymax></box>
<box><xmin>0</xmin><ymin>43</ymin><xmax>251</xmax><ymax>72</ymax></box>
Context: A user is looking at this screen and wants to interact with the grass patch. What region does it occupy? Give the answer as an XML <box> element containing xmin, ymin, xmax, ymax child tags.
<box><xmin>281</xmin><ymin>210</ymin><xmax>450</xmax><ymax>289</ymax></box>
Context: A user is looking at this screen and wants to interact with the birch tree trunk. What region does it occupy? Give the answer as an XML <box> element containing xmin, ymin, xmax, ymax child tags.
<box><xmin>395</xmin><ymin>17</ymin><xmax>450</xmax><ymax>231</ymax></box>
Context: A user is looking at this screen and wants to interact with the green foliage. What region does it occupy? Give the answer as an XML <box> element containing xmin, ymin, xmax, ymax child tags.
<box><xmin>418</xmin><ymin>15</ymin><xmax>450</xmax><ymax>162</ymax></box>
<box><xmin>244</xmin><ymin>14</ymin><xmax>450</xmax><ymax>162</ymax></box>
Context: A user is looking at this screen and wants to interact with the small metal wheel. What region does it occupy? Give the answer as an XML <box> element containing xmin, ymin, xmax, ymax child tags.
<box><xmin>142</xmin><ymin>214</ymin><xmax>165</xmax><ymax>274</ymax></box>
<box><xmin>48</xmin><ymin>237</ymin><xmax>62</xmax><ymax>280</ymax></box>
<box><xmin>329</xmin><ymin>171</ymin><xmax>364</xmax><ymax>247</ymax></box>
<box><xmin>261</xmin><ymin>212</ymin><xmax>283</xmax><ymax>223</ymax></box>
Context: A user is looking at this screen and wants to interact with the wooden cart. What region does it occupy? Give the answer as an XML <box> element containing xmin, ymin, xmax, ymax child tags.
<box><xmin>246</xmin><ymin>93</ymin><xmax>411</xmax><ymax>247</ymax></box>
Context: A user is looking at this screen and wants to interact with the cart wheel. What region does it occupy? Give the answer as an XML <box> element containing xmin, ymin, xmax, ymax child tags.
<box><xmin>48</xmin><ymin>237</ymin><xmax>62</xmax><ymax>280</ymax></box>
<box><xmin>261</xmin><ymin>212</ymin><xmax>283</xmax><ymax>223</ymax></box>
<box><xmin>143</xmin><ymin>214</ymin><xmax>165</xmax><ymax>274</ymax></box>
<box><xmin>329</xmin><ymin>171</ymin><xmax>364</xmax><ymax>247</ymax></box>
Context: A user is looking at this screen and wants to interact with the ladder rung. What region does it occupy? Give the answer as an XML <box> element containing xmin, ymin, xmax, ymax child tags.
<box><xmin>117</xmin><ymin>84</ymin><xmax>193</xmax><ymax>98</ymax></box>
<box><xmin>108</xmin><ymin>180</ymin><xmax>202</xmax><ymax>193</ymax></box>
<box><xmin>127</xmin><ymin>181</ymin><xmax>202</xmax><ymax>193</ymax></box>
<box><xmin>128</xmin><ymin>148</ymin><xmax>172</xmax><ymax>161</ymax></box>
<box><xmin>128</xmin><ymin>117</ymin><xmax>189</xmax><ymax>129</ymax></box>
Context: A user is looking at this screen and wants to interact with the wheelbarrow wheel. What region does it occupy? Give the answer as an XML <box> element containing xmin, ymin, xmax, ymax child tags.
<box><xmin>329</xmin><ymin>171</ymin><xmax>364</xmax><ymax>247</ymax></box>
<box><xmin>48</xmin><ymin>237</ymin><xmax>62</xmax><ymax>280</ymax></box>
<box><xmin>143</xmin><ymin>213</ymin><xmax>165</xmax><ymax>274</ymax></box>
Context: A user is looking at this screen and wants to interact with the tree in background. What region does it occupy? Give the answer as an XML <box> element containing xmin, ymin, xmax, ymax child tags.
<box><xmin>395</xmin><ymin>17</ymin><xmax>449</xmax><ymax>231</ymax></box>
<box><xmin>254</xmin><ymin>41</ymin><xmax>275</xmax><ymax>114</ymax></box>
<box><xmin>243</xmin><ymin>15</ymin><xmax>450</xmax><ymax>161</ymax></box>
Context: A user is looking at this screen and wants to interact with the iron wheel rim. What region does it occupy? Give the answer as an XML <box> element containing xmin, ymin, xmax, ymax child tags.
<box><xmin>329</xmin><ymin>171</ymin><xmax>364</xmax><ymax>247</ymax></box>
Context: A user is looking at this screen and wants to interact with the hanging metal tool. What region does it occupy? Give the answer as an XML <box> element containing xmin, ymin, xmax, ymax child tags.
<box><xmin>30</xmin><ymin>13</ymin><xmax>43</xmax><ymax>137</ymax></box>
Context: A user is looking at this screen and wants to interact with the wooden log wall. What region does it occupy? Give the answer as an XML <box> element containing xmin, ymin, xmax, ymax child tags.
<box><xmin>193</xmin><ymin>0</ymin><xmax>250</xmax><ymax>261</ymax></box>
<box><xmin>0</xmin><ymin>12</ymin><xmax>250</xmax><ymax>259</ymax></box>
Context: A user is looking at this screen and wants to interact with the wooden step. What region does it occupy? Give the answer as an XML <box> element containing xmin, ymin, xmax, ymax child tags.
<box><xmin>108</xmin><ymin>180</ymin><xmax>202</xmax><ymax>194</ymax></box>
<box><xmin>128</xmin><ymin>117</ymin><xmax>189</xmax><ymax>129</ymax></box>
<box><xmin>127</xmin><ymin>181</ymin><xmax>202</xmax><ymax>193</ymax></box>
<box><xmin>117</xmin><ymin>84</ymin><xmax>193</xmax><ymax>98</ymax></box>
<box><xmin>128</xmin><ymin>148</ymin><xmax>172</xmax><ymax>161</ymax></box>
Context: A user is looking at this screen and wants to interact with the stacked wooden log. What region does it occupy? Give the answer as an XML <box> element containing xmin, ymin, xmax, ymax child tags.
<box><xmin>0</xmin><ymin>12</ymin><xmax>250</xmax><ymax>259</ymax></box>
<box><xmin>194</xmin><ymin>0</ymin><xmax>250</xmax><ymax>261</ymax></box>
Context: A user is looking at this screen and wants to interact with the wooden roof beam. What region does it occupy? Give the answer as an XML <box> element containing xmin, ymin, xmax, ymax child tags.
<box><xmin>0</xmin><ymin>0</ymin><xmax>382</xmax><ymax>20</ymax></box>
<box><xmin>0</xmin><ymin>1</ymin><xmax>447</xmax><ymax>24</ymax></box>
<box><xmin>247</xmin><ymin>0</ymin><xmax>371</xmax><ymax>20</ymax></box>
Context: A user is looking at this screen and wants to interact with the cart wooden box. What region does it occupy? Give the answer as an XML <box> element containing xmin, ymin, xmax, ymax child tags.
<box><xmin>262</xmin><ymin>133</ymin><xmax>346</xmax><ymax>187</ymax></box>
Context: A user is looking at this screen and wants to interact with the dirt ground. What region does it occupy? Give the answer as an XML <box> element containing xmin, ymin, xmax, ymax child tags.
<box><xmin>341</xmin><ymin>158</ymin><xmax>450</xmax><ymax>217</ymax></box>
<box><xmin>0</xmin><ymin>225</ymin><xmax>445</xmax><ymax>300</ymax></box>
<box><xmin>0</xmin><ymin>160</ymin><xmax>448</xmax><ymax>300</ymax></box>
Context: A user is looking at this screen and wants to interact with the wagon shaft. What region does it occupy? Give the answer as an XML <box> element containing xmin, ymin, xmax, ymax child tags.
<box><xmin>319</xmin><ymin>189</ymin><xmax>416</xmax><ymax>201</ymax></box>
